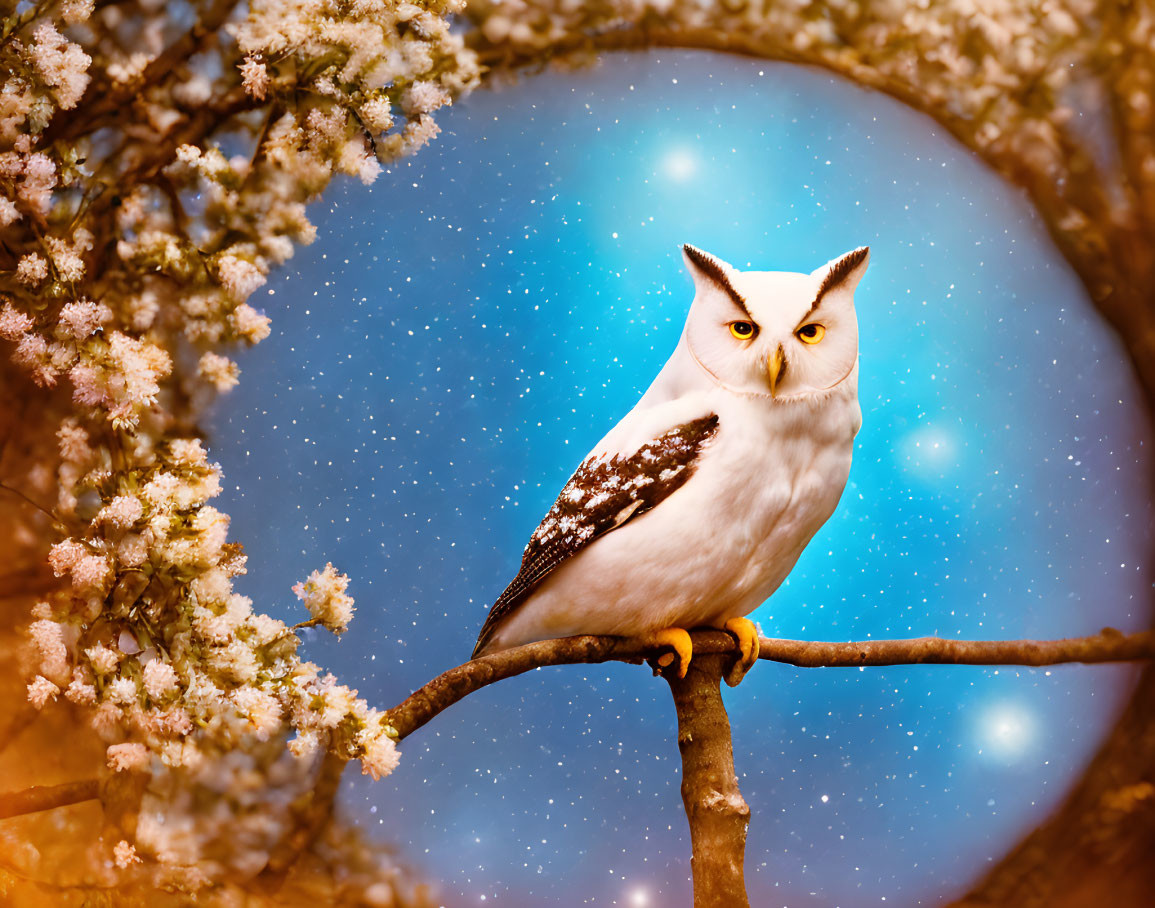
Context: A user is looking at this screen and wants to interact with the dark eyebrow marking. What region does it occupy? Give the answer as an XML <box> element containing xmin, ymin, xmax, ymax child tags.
<box><xmin>802</xmin><ymin>246</ymin><xmax>869</xmax><ymax>321</ymax></box>
<box><xmin>683</xmin><ymin>244</ymin><xmax>753</xmax><ymax>319</ymax></box>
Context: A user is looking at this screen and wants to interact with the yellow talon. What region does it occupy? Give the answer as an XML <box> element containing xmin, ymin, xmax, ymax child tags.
<box><xmin>653</xmin><ymin>627</ymin><xmax>693</xmax><ymax>679</ymax></box>
<box><xmin>723</xmin><ymin>617</ymin><xmax>760</xmax><ymax>687</ymax></box>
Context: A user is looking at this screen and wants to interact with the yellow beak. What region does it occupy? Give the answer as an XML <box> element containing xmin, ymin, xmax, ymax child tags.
<box><xmin>767</xmin><ymin>345</ymin><xmax>786</xmax><ymax>397</ymax></box>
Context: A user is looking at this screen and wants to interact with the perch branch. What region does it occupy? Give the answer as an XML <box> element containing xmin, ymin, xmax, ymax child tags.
<box><xmin>0</xmin><ymin>779</ymin><xmax>100</xmax><ymax>819</ymax></box>
<box><xmin>666</xmin><ymin>654</ymin><xmax>750</xmax><ymax>908</ymax></box>
<box><xmin>383</xmin><ymin>628</ymin><xmax>1155</xmax><ymax>740</ymax></box>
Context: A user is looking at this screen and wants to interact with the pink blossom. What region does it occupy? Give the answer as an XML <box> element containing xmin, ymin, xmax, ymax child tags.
<box><xmin>65</xmin><ymin>672</ymin><xmax>97</xmax><ymax>704</ymax></box>
<box><xmin>107</xmin><ymin>742</ymin><xmax>150</xmax><ymax>772</ymax></box>
<box><xmin>360</xmin><ymin>96</ymin><xmax>393</xmax><ymax>133</ymax></box>
<box><xmin>27</xmin><ymin>675</ymin><xmax>60</xmax><ymax>708</ymax></box>
<box><xmin>0</xmin><ymin>196</ymin><xmax>18</xmax><ymax>227</ymax></box>
<box><xmin>357</xmin><ymin>724</ymin><xmax>401</xmax><ymax>780</ymax></box>
<box><xmin>232</xmin><ymin>303</ymin><xmax>272</xmax><ymax>343</ymax></box>
<box><xmin>240</xmin><ymin>56</ymin><xmax>269</xmax><ymax>100</ymax></box>
<box><xmin>85</xmin><ymin>642</ymin><xmax>121</xmax><ymax>675</ymax></box>
<box><xmin>108</xmin><ymin>676</ymin><xmax>138</xmax><ymax>705</ymax></box>
<box><xmin>97</xmin><ymin>494</ymin><xmax>144</xmax><ymax>529</ymax></box>
<box><xmin>57</xmin><ymin>419</ymin><xmax>92</xmax><ymax>464</ymax></box>
<box><xmin>48</xmin><ymin>539</ymin><xmax>86</xmax><ymax>575</ymax></box>
<box><xmin>15</xmin><ymin>253</ymin><xmax>48</xmax><ymax>286</ymax></box>
<box><xmin>71</xmin><ymin>552</ymin><xmax>112</xmax><ymax>594</ymax></box>
<box><xmin>216</xmin><ymin>254</ymin><xmax>266</xmax><ymax>301</ymax></box>
<box><xmin>142</xmin><ymin>659</ymin><xmax>178</xmax><ymax>700</ymax></box>
<box><xmin>402</xmin><ymin>80</ymin><xmax>451</xmax><ymax>116</ymax></box>
<box><xmin>30</xmin><ymin>23</ymin><xmax>92</xmax><ymax>109</ymax></box>
<box><xmin>90</xmin><ymin>700</ymin><xmax>123</xmax><ymax>738</ymax></box>
<box><xmin>29</xmin><ymin>618</ymin><xmax>69</xmax><ymax>680</ymax></box>
<box><xmin>293</xmin><ymin>563</ymin><xmax>355</xmax><ymax>634</ymax></box>
<box><xmin>59</xmin><ymin>299</ymin><xmax>112</xmax><ymax>339</ymax></box>
<box><xmin>0</xmin><ymin>303</ymin><xmax>33</xmax><ymax>340</ymax></box>
<box><xmin>197</xmin><ymin>351</ymin><xmax>240</xmax><ymax>391</ymax></box>
<box><xmin>232</xmin><ymin>687</ymin><xmax>283</xmax><ymax>740</ymax></box>
<box><xmin>113</xmin><ymin>840</ymin><xmax>140</xmax><ymax>868</ymax></box>
<box><xmin>18</xmin><ymin>152</ymin><xmax>57</xmax><ymax>215</ymax></box>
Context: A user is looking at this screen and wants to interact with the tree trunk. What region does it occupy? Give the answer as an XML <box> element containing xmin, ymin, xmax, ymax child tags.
<box><xmin>665</xmin><ymin>653</ymin><xmax>750</xmax><ymax>908</ymax></box>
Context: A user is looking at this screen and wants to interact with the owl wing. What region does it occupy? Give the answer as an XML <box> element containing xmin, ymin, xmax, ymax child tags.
<box><xmin>472</xmin><ymin>412</ymin><xmax>719</xmax><ymax>658</ymax></box>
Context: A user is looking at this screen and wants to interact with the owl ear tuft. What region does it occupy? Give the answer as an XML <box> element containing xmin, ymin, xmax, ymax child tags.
<box><xmin>681</xmin><ymin>244</ymin><xmax>749</xmax><ymax>315</ymax></box>
<box><xmin>813</xmin><ymin>246</ymin><xmax>870</xmax><ymax>300</ymax></box>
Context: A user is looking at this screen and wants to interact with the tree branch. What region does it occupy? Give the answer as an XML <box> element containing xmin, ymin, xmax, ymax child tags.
<box><xmin>666</xmin><ymin>654</ymin><xmax>750</xmax><ymax>908</ymax></box>
<box><xmin>383</xmin><ymin>629</ymin><xmax>1155</xmax><ymax>741</ymax></box>
<box><xmin>0</xmin><ymin>779</ymin><xmax>100</xmax><ymax>820</ymax></box>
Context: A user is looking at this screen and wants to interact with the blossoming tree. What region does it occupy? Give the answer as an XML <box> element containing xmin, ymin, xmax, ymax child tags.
<box><xmin>1</xmin><ymin>0</ymin><xmax>1154</xmax><ymax>905</ymax></box>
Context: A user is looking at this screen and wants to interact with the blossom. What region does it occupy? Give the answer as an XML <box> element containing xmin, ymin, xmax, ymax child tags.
<box><xmin>107</xmin><ymin>742</ymin><xmax>151</xmax><ymax>772</ymax></box>
<box><xmin>142</xmin><ymin>659</ymin><xmax>179</xmax><ymax>700</ymax></box>
<box><xmin>402</xmin><ymin>80</ymin><xmax>451</xmax><ymax>116</ymax></box>
<box><xmin>85</xmin><ymin>642</ymin><xmax>121</xmax><ymax>675</ymax></box>
<box><xmin>58</xmin><ymin>299</ymin><xmax>111</xmax><ymax>339</ymax></box>
<box><xmin>97</xmin><ymin>494</ymin><xmax>143</xmax><ymax>529</ymax></box>
<box><xmin>232</xmin><ymin>687</ymin><xmax>283</xmax><ymax>740</ymax></box>
<box><xmin>240</xmin><ymin>56</ymin><xmax>269</xmax><ymax>100</ymax></box>
<box><xmin>15</xmin><ymin>253</ymin><xmax>48</xmax><ymax>286</ymax></box>
<box><xmin>197</xmin><ymin>352</ymin><xmax>240</xmax><ymax>391</ymax></box>
<box><xmin>46</xmin><ymin>231</ymin><xmax>93</xmax><ymax>283</ymax></box>
<box><xmin>357</xmin><ymin>723</ymin><xmax>401</xmax><ymax>780</ymax></box>
<box><xmin>293</xmin><ymin>563</ymin><xmax>355</xmax><ymax>634</ymax></box>
<box><xmin>71</xmin><ymin>552</ymin><xmax>112</xmax><ymax>594</ymax></box>
<box><xmin>287</xmin><ymin>730</ymin><xmax>321</xmax><ymax>759</ymax></box>
<box><xmin>0</xmin><ymin>196</ymin><xmax>18</xmax><ymax>227</ymax></box>
<box><xmin>231</xmin><ymin>303</ymin><xmax>272</xmax><ymax>343</ymax></box>
<box><xmin>27</xmin><ymin>675</ymin><xmax>60</xmax><ymax>708</ymax></box>
<box><xmin>65</xmin><ymin>671</ymin><xmax>97</xmax><ymax>705</ymax></box>
<box><xmin>48</xmin><ymin>539</ymin><xmax>86</xmax><ymax>575</ymax></box>
<box><xmin>360</xmin><ymin>96</ymin><xmax>393</xmax><ymax>133</ymax></box>
<box><xmin>0</xmin><ymin>303</ymin><xmax>33</xmax><ymax>341</ymax></box>
<box><xmin>113</xmin><ymin>840</ymin><xmax>140</xmax><ymax>868</ymax></box>
<box><xmin>108</xmin><ymin>676</ymin><xmax>139</xmax><ymax>705</ymax></box>
<box><xmin>29</xmin><ymin>23</ymin><xmax>91</xmax><ymax>109</ymax></box>
<box><xmin>29</xmin><ymin>619</ymin><xmax>69</xmax><ymax>680</ymax></box>
<box><xmin>216</xmin><ymin>254</ymin><xmax>265</xmax><ymax>301</ymax></box>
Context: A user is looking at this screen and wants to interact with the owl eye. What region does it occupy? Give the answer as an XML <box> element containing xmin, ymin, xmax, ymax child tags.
<box><xmin>728</xmin><ymin>321</ymin><xmax>757</xmax><ymax>341</ymax></box>
<box><xmin>796</xmin><ymin>323</ymin><xmax>825</xmax><ymax>345</ymax></box>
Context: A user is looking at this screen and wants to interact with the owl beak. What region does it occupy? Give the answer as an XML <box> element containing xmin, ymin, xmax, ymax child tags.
<box><xmin>767</xmin><ymin>345</ymin><xmax>787</xmax><ymax>397</ymax></box>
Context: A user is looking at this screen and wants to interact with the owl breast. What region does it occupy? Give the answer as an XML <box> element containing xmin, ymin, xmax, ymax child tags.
<box><xmin>484</xmin><ymin>382</ymin><xmax>861</xmax><ymax>650</ymax></box>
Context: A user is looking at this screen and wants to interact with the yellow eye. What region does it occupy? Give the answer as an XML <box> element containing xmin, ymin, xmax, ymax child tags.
<box><xmin>797</xmin><ymin>323</ymin><xmax>825</xmax><ymax>345</ymax></box>
<box><xmin>729</xmin><ymin>321</ymin><xmax>756</xmax><ymax>341</ymax></box>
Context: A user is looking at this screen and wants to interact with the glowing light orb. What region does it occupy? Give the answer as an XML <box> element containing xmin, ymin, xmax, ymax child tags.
<box><xmin>977</xmin><ymin>702</ymin><xmax>1036</xmax><ymax>761</ymax></box>
<box><xmin>661</xmin><ymin>148</ymin><xmax>697</xmax><ymax>181</ymax></box>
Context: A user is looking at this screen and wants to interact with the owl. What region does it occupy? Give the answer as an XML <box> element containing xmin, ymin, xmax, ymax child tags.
<box><xmin>472</xmin><ymin>244</ymin><xmax>869</xmax><ymax>685</ymax></box>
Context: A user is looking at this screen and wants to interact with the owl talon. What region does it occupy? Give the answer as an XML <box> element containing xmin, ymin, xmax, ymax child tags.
<box><xmin>652</xmin><ymin>627</ymin><xmax>693</xmax><ymax>679</ymax></box>
<box><xmin>723</xmin><ymin>617</ymin><xmax>760</xmax><ymax>687</ymax></box>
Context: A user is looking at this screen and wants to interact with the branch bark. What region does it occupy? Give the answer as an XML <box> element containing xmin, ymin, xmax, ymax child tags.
<box><xmin>383</xmin><ymin>628</ymin><xmax>1155</xmax><ymax>741</ymax></box>
<box><xmin>666</xmin><ymin>653</ymin><xmax>750</xmax><ymax>908</ymax></box>
<box><xmin>0</xmin><ymin>779</ymin><xmax>100</xmax><ymax>820</ymax></box>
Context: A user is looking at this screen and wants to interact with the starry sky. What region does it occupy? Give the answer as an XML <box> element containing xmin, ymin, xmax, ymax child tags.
<box><xmin>211</xmin><ymin>53</ymin><xmax>1155</xmax><ymax>906</ymax></box>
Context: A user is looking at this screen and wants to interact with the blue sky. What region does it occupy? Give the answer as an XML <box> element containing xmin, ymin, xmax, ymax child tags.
<box><xmin>212</xmin><ymin>52</ymin><xmax>1154</xmax><ymax>906</ymax></box>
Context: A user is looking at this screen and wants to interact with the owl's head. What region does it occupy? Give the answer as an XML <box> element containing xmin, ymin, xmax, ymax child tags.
<box><xmin>681</xmin><ymin>244</ymin><xmax>869</xmax><ymax>400</ymax></box>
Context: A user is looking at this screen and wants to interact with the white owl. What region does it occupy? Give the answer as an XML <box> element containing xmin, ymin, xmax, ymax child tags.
<box><xmin>473</xmin><ymin>244</ymin><xmax>869</xmax><ymax>685</ymax></box>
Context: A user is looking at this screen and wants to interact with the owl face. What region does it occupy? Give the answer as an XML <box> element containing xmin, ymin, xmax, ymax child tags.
<box><xmin>681</xmin><ymin>244</ymin><xmax>869</xmax><ymax>400</ymax></box>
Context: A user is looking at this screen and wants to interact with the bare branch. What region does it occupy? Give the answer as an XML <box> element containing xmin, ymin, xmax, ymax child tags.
<box><xmin>666</xmin><ymin>654</ymin><xmax>750</xmax><ymax>908</ymax></box>
<box><xmin>0</xmin><ymin>779</ymin><xmax>100</xmax><ymax>820</ymax></box>
<box><xmin>383</xmin><ymin>629</ymin><xmax>1155</xmax><ymax>741</ymax></box>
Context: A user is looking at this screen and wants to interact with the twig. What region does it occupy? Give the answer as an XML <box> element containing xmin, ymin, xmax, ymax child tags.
<box><xmin>383</xmin><ymin>628</ymin><xmax>1155</xmax><ymax>741</ymax></box>
<box><xmin>0</xmin><ymin>779</ymin><xmax>100</xmax><ymax>820</ymax></box>
<box><xmin>0</xmin><ymin>479</ymin><xmax>65</xmax><ymax>527</ymax></box>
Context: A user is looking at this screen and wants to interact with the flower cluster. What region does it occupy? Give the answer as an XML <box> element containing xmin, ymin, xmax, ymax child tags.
<box><xmin>1</xmin><ymin>0</ymin><xmax>478</xmax><ymax>894</ymax></box>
